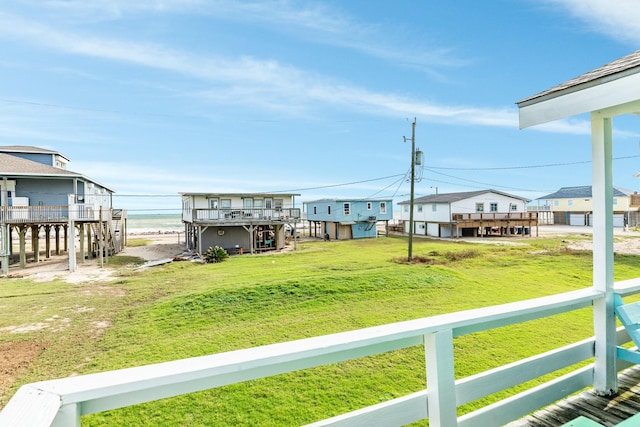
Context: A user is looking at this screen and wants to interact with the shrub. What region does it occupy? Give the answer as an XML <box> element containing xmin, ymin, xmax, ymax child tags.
<box><xmin>203</xmin><ymin>246</ymin><xmax>229</xmax><ymax>263</ymax></box>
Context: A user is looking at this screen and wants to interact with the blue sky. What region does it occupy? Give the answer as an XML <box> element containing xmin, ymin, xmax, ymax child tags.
<box><xmin>1</xmin><ymin>1</ymin><xmax>639</xmax><ymax>213</ymax></box>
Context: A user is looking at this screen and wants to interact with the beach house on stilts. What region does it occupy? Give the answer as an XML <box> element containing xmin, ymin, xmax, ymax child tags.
<box><xmin>181</xmin><ymin>192</ymin><xmax>301</xmax><ymax>255</ymax></box>
<box><xmin>0</xmin><ymin>146</ymin><xmax>125</xmax><ymax>274</ymax></box>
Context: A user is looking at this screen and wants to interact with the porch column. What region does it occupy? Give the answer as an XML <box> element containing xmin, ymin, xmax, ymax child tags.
<box><xmin>44</xmin><ymin>225</ymin><xmax>51</xmax><ymax>258</ymax></box>
<box><xmin>54</xmin><ymin>225</ymin><xmax>61</xmax><ymax>255</ymax></box>
<box><xmin>32</xmin><ymin>225</ymin><xmax>39</xmax><ymax>263</ymax></box>
<box><xmin>591</xmin><ymin>112</ymin><xmax>616</xmax><ymax>395</ymax></box>
<box><xmin>78</xmin><ymin>223</ymin><xmax>85</xmax><ymax>263</ymax></box>
<box><xmin>68</xmin><ymin>220</ymin><xmax>76</xmax><ymax>273</ymax></box>
<box><xmin>18</xmin><ymin>226</ymin><xmax>27</xmax><ymax>268</ymax></box>
<box><xmin>1</xmin><ymin>223</ymin><xmax>9</xmax><ymax>275</ymax></box>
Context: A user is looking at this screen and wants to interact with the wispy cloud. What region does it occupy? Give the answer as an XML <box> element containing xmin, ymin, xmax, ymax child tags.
<box><xmin>543</xmin><ymin>0</ymin><xmax>640</xmax><ymax>44</ymax></box>
<box><xmin>33</xmin><ymin>0</ymin><xmax>466</xmax><ymax>74</ymax></box>
<box><xmin>0</xmin><ymin>8</ymin><xmax>600</xmax><ymax>136</ymax></box>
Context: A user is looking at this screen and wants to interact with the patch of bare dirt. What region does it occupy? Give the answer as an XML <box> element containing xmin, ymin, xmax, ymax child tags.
<box><xmin>0</xmin><ymin>341</ymin><xmax>46</xmax><ymax>404</ymax></box>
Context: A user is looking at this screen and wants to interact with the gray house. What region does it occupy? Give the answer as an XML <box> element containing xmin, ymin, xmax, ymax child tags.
<box><xmin>181</xmin><ymin>192</ymin><xmax>301</xmax><ymax>255</ymax></box>
<box><xmin>0</xmin><ymin>146</ymin><xmax>123</xmax><ymax>272</ymax></box>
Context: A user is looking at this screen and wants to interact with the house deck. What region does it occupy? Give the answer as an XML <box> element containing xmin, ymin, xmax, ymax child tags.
<box><xmin>508</xmin><ymin>365</ymin><xmax>640</xmax><ymax>426</ymax></box>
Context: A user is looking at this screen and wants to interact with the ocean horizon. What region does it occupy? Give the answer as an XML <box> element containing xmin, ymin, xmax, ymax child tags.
<box><xmin>126</xmin><ymin>213</ymin><xmax>183</xmax><ymax>234</ymax></box>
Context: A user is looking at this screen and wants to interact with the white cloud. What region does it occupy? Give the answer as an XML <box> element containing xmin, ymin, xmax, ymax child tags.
<box><xmin>543</xmin><ymin>0</ymin><xmax>640</xmax><ymax>44</ymax></box>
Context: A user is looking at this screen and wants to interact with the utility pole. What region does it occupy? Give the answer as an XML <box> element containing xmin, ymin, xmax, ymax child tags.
<box><xmin>404</xmin><ymin>118</ymin><xmax>416</xmax><ymax>262</ymax></box>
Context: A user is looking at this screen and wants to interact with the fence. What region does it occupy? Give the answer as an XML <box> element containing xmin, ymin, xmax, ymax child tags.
<box><xmin>3</xmin><ymin>280</ymin><xmax>637</xmax><ymax>426</ymax></box>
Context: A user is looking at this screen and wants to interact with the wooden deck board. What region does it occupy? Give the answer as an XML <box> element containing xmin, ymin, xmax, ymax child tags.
<box><xmin>507</xmin><ymin>365</ymin><xmax>640</xmax><ymax>426</ymax></box>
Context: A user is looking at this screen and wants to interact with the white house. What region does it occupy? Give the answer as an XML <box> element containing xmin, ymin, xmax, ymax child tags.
<box><xmin>398</xmin><ymin>189</ymin><xmax>533</xmax><ymax>237</ymax></box>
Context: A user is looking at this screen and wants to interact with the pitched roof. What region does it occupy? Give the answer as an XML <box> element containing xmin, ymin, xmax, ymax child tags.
<box><xmin>537</xmin><ymin>186</ymin><xmax>630</xmax><ymax>200</ymax></box>
<box><xmin>518</xmin><ymin>50</ymin><xmax>640</xmax><ymax>106</ymax></box>
<box><xmin>0</xmin><ymin>153</ymin><xmax>77</xmax><ymax>176</ymax></box>
<box><xmin>398</xmin><ymin>189</ymin><xmax>529</xmax><ymax>205</ymax></box>
<box><xmin>0</xmin><ymin>145</ymin><xmax>69</xmax><ymax>162</ymax></box>
<box><xmin>0</xmin><ymin>153</ymin><xmax>114</xmax><ymax>192</ymax></box>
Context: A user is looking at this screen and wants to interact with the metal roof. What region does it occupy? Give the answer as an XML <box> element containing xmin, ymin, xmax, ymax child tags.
<box><xmin>398</xmin><ymin>189</ymin><xmax>529</xmax><ymax>205</ymax></box>
<box><xmin>180</xmin><ymin>192</ymin><xmax>301</xmax><ymax>197</ymax></box>
<box><xmin>537</xmin><ymin>186</ymin><xmax>631</xmax><ymax>200</ymax></box>
<box><xmin>303</xmin><ymin>197</ymin><xmax>392</xmax><ymax>204</ymax></box>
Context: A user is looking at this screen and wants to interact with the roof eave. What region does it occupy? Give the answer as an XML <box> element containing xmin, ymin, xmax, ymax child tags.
<box><xmin>517</xmin><ymin>70</ymin><xmax>640</xmax><ymax>128</ymax></box>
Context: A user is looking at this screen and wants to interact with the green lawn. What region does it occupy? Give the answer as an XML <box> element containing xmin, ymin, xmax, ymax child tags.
<box><xmin>2</xmin><ymin>235</ymin><xmax>640</xmax><ymax>426</ymax></box>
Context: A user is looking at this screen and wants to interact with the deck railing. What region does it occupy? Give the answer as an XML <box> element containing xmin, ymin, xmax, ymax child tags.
<box><xmin>4</xmin><ymin>281</ymin><xmax>639</xmax><ymax>427</ymax></box>
<box><xmin>0</xmin><ymin>205</ymin><xmax>108</xmax><ymax>223</ymax></box>
<box><xmin>192</xmin><ymin>207</ymin><xmax>301</xmax><ymax>222</ymax></box>
<box><xmin>452</xmin><ymin>212</ymin><xmax>538</xmax><ymax>221</ymax></box>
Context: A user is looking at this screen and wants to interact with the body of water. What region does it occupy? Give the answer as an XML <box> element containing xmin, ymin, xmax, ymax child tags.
<box><xmin>126</xmin><ymin>213</ymin><xmax>183</xmax><ymax>234</ymax></box>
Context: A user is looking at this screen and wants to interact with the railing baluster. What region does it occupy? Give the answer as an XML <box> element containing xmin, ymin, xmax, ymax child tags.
<box><xmin>425</xmin><ymin>329</ymin><xmax>457</xmax><ymax>427</ymax></box>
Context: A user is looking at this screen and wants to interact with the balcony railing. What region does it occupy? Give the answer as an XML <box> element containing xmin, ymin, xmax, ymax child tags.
<box><xmin>4</xmin><ymin>281</ymin><xmax>638</xmax><ymax>426</ymax></box>
<box><xmin>191</xmin><ymin>208</ymin><xmax>301</xmax><ymax>222</ymax></box>
<box><xmin>452</xmin><ymin>212</ymin><xmax>538</xmax><ymax>221</ymax></box>
<box><xmin>0</xmin><ymin>205</ymin><xmax>109</xmax><ymax>223</ymax></box>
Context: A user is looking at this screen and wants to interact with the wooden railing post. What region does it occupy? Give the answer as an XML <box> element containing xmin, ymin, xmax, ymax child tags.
<box><xmin>425</xmin><ymin>330</ymin><xmax>457</xmax><ymax>427</ymax></box>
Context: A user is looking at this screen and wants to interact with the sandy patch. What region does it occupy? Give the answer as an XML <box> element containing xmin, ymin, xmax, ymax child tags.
<box><xmin>6</xmin><ymin>233</ymin><xmax>186</xmax><ymax>284</ymax></box>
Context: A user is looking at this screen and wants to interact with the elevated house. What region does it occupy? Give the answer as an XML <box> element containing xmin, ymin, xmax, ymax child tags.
<box><xmin>181</xmin><ymin>192</ymin><xmax>301</xmax><ymax>255</ymax></box>
<box><xmin>398</xmin><ymin>189</ymin><xmax>536</xmax><ymax>237</ymax></box>
<box><xmin>0</xmin><ymin>146</ymin><xmax>123</xmax><ymax>273</ymax></box>
<box><xmin>303</xmin><ymin>198</ymin><xmax>393</xmax><ymax>240</ymax></box>
<box><xmin>538</xmin><ymin>185</ymin><xmax>636</xmax><ymax>227</ymax></box>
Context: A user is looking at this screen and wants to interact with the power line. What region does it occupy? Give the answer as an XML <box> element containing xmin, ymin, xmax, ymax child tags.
<box><xmin>427</xmin><ymin>155</ymin><xmax>640</xmax><ymax>171</ymax></box>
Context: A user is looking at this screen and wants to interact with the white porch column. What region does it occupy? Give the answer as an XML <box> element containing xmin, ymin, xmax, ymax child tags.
<box><xmin>591</xmin><ymin>112</ymin><xmax>616</xmax><ymax>395</ymax></box>
<box><xmin>68</xmin><ymin>219</ymin><xmax>76</xmax><ymax>273</ymax></box>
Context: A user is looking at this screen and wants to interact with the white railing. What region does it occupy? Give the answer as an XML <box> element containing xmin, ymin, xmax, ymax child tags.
<box><xmin>0</xmin><ymin>205</ymin><xmax>110</xmax><ymax>223</ymax></box>
<box><xmin>6</xmin><ymin>284</ymin><xmax>637</xmax><ymax>426</ymax></box>
<box><xmin>193</xmin><ymin>208</ymin><xmax>301</xmax><ymax>222</ymax></box>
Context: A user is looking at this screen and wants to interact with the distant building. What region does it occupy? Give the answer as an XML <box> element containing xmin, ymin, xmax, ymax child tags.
<box><xmin>181</xmin><ymin>192</ymin><xmax>301</xmax><ymax>254</ymax></box>
<box><xmin>537</xmin><ymin>185</ymin><xmax>637</xmax><ymax>227</ymax></box>
<box><xmin>303</xmin><ymin>198</ymin><xmax>393</xmax><ymax>240</ymax></box>
<box><xmin>398</xmin><ymin>189</ymin><xmax>534</xmax><ymax>238</ymax></box>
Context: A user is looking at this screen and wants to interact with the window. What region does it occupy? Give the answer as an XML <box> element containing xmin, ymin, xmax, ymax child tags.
<box><xmin>328</xmin><ymin>205</ymin><xmax>332</xmax><ymax>215</ymax></box>
<box><xmin>432</xmin><ymin>204</ymin><xmax>437</xmax><ymax>212</ymax></box>
<box><xmin>568</xmin><ymin>200</ymin><xmax>573</xmax><ymax>206</ymax></box>
<box><xmin>476</xmin><ymin>203</ymin><xmax>484</xmax><ymax>212</ymax></box>
<box><xmin>367</xmin><ymin>202</ymin><xmax>372</xmax><ymax>210</ymax></box>
<box><xmin>613</xmin><ymin>197</ymin><xmax>618</xmax><ymax>205</ymax></box>
<box><xmin>209</xmin><ymin>198</ymin><xmax>219</xmax><ymax>209</ymax></box>
<box><xmin>403</xmin><ymin>205</ymin><xmax>409</xmax><ymax>212</ymax></box>
<box><xmin>275</xmin><ymin>199</ymin><xmax>283</xmax><ymax>211</ymax></box>
<box><xmin>344</xmin><ymin>203</ymin><xmax>350</xmax><ymax>215</ymax></box>
<box><xmin>380</xmin><ymin>202</ymin><xmax>387</xmax><ymax>214</ymax></box>
<box><xmin>490</xmin><ymin>203</ymin><xmax>498</xmax><ymax>212</ymax></box>
<box><xmin>554</xmin><ymin>200</ymin><xmax>559</xmax><ymax>206</ymax></box>
<box><xmin>313</xmin><ymin>206</ymin><xmax>317</xmax><ymax>214</ymax></box>
<box><xmin>510</xmin><ymin>204</ymin><xmax>518</xmax><ymax>211</ymax></box>
<box><xmin>221</xmin><ymin>199</ymin><xmax>231</xmax><ymax>209</ymax></box>
<box><xmin>417</xmin><ymin>205</ymin><xmax>423</xmax><ymax>213</ymax></box>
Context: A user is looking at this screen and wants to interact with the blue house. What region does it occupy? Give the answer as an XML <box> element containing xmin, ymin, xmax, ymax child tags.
<box><xmin>0</xmin><ymin>146</ymin><xmax>122</xmax><ymax>273</ymax></box>
<box><xmin>303</xmin><ymin>198</ymin><xmax>393</xmax><ymax>240</ymax></box>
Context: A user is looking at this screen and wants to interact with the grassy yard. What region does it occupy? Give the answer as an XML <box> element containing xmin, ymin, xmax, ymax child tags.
<box><xmin>2</xmin><ymin>235</ymin><xmax>640</xmax><ymax>426</ymax></box>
